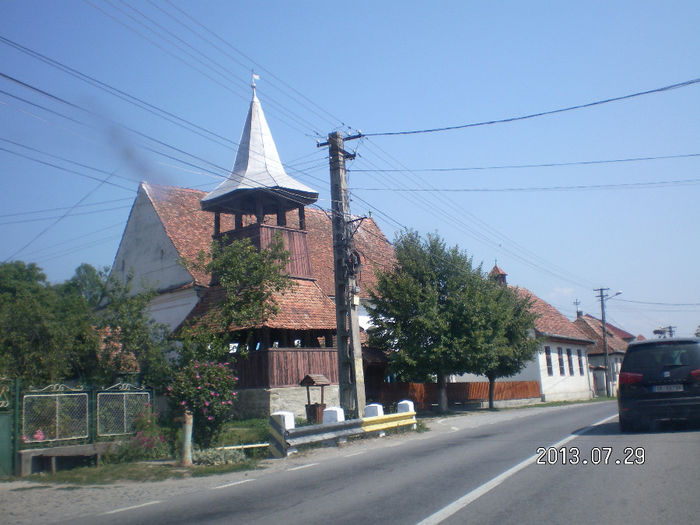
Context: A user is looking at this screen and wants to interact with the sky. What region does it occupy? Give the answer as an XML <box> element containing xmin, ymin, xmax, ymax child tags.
<box><xmin>1</xmin><ymin>1</ymin><xmax>698</xmax><ymax>339</ymax></box>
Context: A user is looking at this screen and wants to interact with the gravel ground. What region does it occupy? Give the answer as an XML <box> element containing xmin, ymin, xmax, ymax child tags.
<box><xmin>0</xmin><ymin>403</ymin><xmax>587</xmax><ymax>524</ymax></box>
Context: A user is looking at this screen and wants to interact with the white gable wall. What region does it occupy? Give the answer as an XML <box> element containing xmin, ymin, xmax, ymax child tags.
<box><xmin>537</xmin><ymin>341</ymin><xmax>593</xmax><ymax>401</ymax></box>
<box><xmin>146</xmin><ymin>287</ymin><xmax>200</xmax><ymax>332</ymax></box>
<box><xmin>111</xmin><ymin>186</ymin><xmax>194</xmax><ymax>296</ymax></box>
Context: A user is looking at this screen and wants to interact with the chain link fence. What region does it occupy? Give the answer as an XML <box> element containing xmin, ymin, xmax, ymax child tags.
<box><xmin>22</xmin><ymin>392</ymin><xmax>88</xmax><ymax>443</ymax></box>
<box><xmin>97</xmin><ymin>391</ymin><xmax>150</xmax><ymax>437</ymax></box>
<box><xmin>20</xmin><ymin>384</ymin><xmax>151</xmax><ymax>445</ymax></box>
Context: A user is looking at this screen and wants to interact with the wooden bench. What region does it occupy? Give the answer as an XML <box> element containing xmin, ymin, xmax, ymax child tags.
<box><xmin>17</xmin><ymin>442</ymin><xmax>118</xmax><ymax>476</ymax></box>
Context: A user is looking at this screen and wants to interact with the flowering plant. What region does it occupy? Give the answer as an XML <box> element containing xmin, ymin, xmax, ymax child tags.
<box><xmin>110</xmin><ymin>406</ymin><xmax>171</xmax><ymax>463</ymax></box>
<box><xmin>167</xmin><ymin>360</ymin><xmax>238</xmax><ymax>448</ymax></box>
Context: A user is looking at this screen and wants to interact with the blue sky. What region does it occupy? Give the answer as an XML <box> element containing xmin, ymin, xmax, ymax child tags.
<box><xmin>1</xmin><ymin>1</ymin><xmax>698</xmax><ymax>338</ymax></box>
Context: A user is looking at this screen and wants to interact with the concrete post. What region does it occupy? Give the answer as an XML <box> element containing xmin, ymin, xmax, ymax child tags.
<box><xmin>269</xmin><ymin>411</ymin><xmax>295</xmax><ymax>458</ymax></box>
<box><xmin>181</xmin><ymin>411</ymin><xmax>193</xmax><ymax>467</ymax></box>
<box><xmin>398</xmin><ymin>400</ymin><xmax>417</xmax><ymax>430</ymax></box>
<box><xmin>365</xmin><ymin>403</ymin><xmax>385</xmax><ymax>437</ymax></box>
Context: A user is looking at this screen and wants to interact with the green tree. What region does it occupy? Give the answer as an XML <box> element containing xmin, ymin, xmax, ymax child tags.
<box><xmin>179</xmin><ymin>236</ymin><xmax>293</xmax><ymax>363</ymax></box>
<box><xmin>467</xmin><ymin>282</ymin><xmax>539</xmax><ymax>409</ymax></box>
<box><xmin>367</xmin><ymin>231</ymin><xmax>486</xmax><ymax>412</ymax></box>
<box><xmin>0</xmin><ymin>261</ymin><xmax>98</xmax><ymax>384</ymax></box>
<box><xmin>174</xmin><ymin>236</ymin><xmax>293</xmax><ymax>447</ymax></box>
<box><xmin>95</xmin><ymin>272</ymin><xmax>173</xmax><ymax>390</ymax></box>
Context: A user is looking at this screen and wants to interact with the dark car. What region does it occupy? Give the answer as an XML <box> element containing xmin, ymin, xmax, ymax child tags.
<box><xmin>618</xmin><ymin>337</ymin><xmax>700</xmax><ymax>432</ymax></box>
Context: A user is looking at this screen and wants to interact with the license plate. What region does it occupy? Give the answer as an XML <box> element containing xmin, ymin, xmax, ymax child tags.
<box><xmin>652</xmin><ymin>384</ymin><xmax>683</xmax><ymax>393</ymax></box>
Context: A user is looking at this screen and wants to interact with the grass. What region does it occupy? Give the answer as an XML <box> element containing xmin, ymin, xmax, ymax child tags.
<box><xmin>18</xmin><ymin>459</ymin><xmax>260</xmax><ymax>485</ymax></box>
<box><xmin>215</xmin><ymin>418</ymin><xmax>269</xmax><ymax>446</ymax></box>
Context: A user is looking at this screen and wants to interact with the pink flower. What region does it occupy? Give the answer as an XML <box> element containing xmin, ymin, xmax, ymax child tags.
<box><xmin>180</xmin><ymin>401</ymin><xmax>187</xmax><ymax>406</ymax></box>
<box><xmin>227</xmin><ymin>400</ymin><xmax>232</xmax><ymax>405</ymax></box>
<box><xmin>207</xmin><ymin>416</ymin><xmax>214</xmax><ymax>421</ymax></box>
<box><xmin>20</xmin><ymin>435</ymin><xmax>29</xmax><ymax>443</ymax></box>
<box><xmin>196</xmin><ymin>375</ymin><xmax>200</xmax><ymax>380</ymax></box>
<box><xmin>197</xmin><ymin>386</ymin><xmax>201</xmax><ymax>390</ymax></box>
<box><xmin>221</xmin><ymin>401</ymin><xmax>226</xmax><ymax>405</ymax></box>
<box><xmin>33</xmin><ymin>429</ymin><xmax>45</xmax><ymax>441</ymax></box>
<box><xmin>204</xmin><ymin>401</ymin><xmax>210</xmax><ymax>406</ymax></box>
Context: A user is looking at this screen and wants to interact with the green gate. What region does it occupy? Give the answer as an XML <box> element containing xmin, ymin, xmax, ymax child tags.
<box><xmin>0</xmin><ymin>378</ymin><xmax>15</xmax><ymax>476</ymax></box>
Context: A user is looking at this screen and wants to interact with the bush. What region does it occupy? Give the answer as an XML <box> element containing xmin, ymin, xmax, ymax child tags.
<box><xmin>108</xmin><ymin>408</ymin><xmax>171</xmax><ymax>463</ymax></box>
<box><xmin>167</xmin><ymin>360</ymin><xmax>238</xmax><ymax>448</ymax></box>
<box><xmin>192</xmin><ymin>447</ymin><xmax>244</xmax><ymax>466</ymax></box>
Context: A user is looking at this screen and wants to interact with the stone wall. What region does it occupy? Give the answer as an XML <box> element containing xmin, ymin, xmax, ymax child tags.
<box><xmin>233</xmin><ymin>385</ymin><xmax>341</xmax><ymax>419</ymax></box>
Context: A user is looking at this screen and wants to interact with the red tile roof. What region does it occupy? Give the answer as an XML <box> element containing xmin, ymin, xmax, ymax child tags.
<box><xmin>143</xmin><ymin>182</ymin><xmax>395</xmax><ymax>298</ymax></box>
<box><xmin>187</xmin><ymin>278</ymin><xmax>336</xmax><ymax>331</ymax></box>
<box><xmin>573</xmin><ymin>314</ymin><xmax>632</xmax><ymax>355</ymax></box>
<box><xmin>513</xmin><ymin>287</ymin><xmax>593</xmax><ymax>344</ymax></box>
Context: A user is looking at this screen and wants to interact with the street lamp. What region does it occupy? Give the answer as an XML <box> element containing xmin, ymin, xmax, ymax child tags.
<box><xmin>596</xmin><ymin>288</ymin><xmax>622</xmax><ymax>397</ymax></box>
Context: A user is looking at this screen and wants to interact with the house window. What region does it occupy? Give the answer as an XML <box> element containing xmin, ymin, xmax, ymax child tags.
<box><xmin>577</xmin><ymin>349</ymin><xmax>584</xmax><ymax>375</ymax></box>
<box><xmin>545</xmin><ymin>347</ymin><xmax>553</xmax><ymax>376</ymax></box>
<box><xmin>567</xmin><ymin>349</ymin><xmax>574</xmax><ymax>376</ymax></box>
<box><xmin>557</xmin><ymin>347</ymin><xmax>565</xmax><ymax>376</ymax></box>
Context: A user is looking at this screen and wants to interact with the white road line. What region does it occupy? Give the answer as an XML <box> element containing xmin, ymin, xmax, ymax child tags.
<box><xmin>344</xmin><ymin>452</ymin><xmax>365</xmax><ymax>457</ymax></box>
<box><xmin>287</xmin><ymin>462</ymin><xmax>319</xmax><ymax>471</ymax></box>
<box><xmin>102</xmin><ymin>501</ymin><xmax>161</xmax><ymax>515</ymax></box>
<box><xmin>213</xmin><ymin>479</ymin><xmax>254</xmax><ymax>490</ymax></box>
<box><xmin>417</xmin><ymin>414</ymin><xmax>617</xmax><ymax>525</ymax></box>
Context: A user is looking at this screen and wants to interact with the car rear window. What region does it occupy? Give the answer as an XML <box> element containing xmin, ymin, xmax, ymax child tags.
<box><xmin>621</xmin><ymin>342</ymin><xmax>700</xmax><ymax>373</ymax></box>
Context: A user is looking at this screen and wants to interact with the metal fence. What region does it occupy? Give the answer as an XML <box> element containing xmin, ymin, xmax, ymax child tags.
<box><xmin>97</xmin><ymin>387</ymin><xmax>150</xmax><ymax>437</ymax></box>
<box><xmin>22</xmin><ymin>390</ymin><xmax>88</xmax><ymax>443</ymax></box>
<box><xmin>20</xmin><ymin>383</ymin><xmax>151</xmax><ymax>445</ymax></box>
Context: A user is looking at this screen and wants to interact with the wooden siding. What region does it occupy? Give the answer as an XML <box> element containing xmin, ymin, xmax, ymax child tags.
<box><xmin>377</xmin><ymin>381</ymin><xmax>541</xmax><ymax>410</ymax></box>
<box><xmin>217</xmin><ymin>224</ymin><xmax>312</xmax><ymax>279</ymax></box>
<box><xmin>233</xmin><ymin>347</ymin><xmax>339</xmax><ymax>388</ymax></box>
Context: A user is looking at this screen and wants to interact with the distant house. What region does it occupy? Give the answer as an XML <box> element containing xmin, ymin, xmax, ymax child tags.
<box><xmin>573</xmin><ymin>313</ymin><xmax>640</xmax><ymax>396</ymax></box>
<box><xmin>111</xmin><ymin>88</ymin><xmax>394</xmax><ymax>417</ymax></box>
<box><xmin>453</xmin><ymin>266</ymin><xmax>596</xmax><ymax>402</ymax></box>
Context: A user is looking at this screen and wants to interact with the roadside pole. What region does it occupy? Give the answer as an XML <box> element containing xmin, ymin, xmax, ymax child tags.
<box><xmin>318</xmin><ymin>131</ymin><xmax>366</xmax><ymax>418</ymax></box>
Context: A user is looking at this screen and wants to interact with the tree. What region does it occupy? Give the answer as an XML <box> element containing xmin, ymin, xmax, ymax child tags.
<box><xmin>0</xmin><ymin>261</ymin><xmax>98</xmax><ymax>384</ymax></box>
<box><xmin>367</xmin><ymin>231</ymin><xmax>486</xmax><ymax>412</ymax></box>
<box><xmin>95</xmin><ymin>272</ymin><xmax>173</xmax><ymax>390</ymax></box>
<box><xmin>466</xmin><ymin>282</ymin><xmax>538</xmax><ymax>409</ymax></box>
<box><xmin>179</xmin><ymin>236</ymin><xmax>293</xmax><ymax>363</ymax></box>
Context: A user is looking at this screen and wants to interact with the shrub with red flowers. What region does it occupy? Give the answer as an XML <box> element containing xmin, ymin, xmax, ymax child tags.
<box><xmin>167</xmin><ymin>360</ymin><xmax>238</xmax><ymax>448</ymax></box>
<box><xmin>109</xmin><ymin>406</ymin><xmax>171</xmax><ymax>463</ymax></box>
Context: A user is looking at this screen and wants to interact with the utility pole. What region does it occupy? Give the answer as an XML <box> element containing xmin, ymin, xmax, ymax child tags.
<box><xmin>318</xmin><ymin>131</ymin><xmax>366</xmax><ymax>417</ymax></box>
<box><xmin>596</xmin><ymin>288</ymin><xmax>612</xmax><ymax>397</ymax></box>
<box><xmin>595</xmin><ymin>288</ymin><xmax>621</xmax><ymax>397</ymax></box>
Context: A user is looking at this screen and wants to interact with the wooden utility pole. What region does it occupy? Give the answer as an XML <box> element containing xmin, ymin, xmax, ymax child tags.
<box><xmin>319</xmin><ymin>131</ymin><xmax>366</xmax><ymax>417</ymax></box>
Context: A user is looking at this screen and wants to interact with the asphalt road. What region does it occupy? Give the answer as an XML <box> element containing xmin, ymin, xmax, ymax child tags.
<box><xmin>6</xmin><ymin>401</ymin><xmax>700</xmax><ymax>524</ymax></box>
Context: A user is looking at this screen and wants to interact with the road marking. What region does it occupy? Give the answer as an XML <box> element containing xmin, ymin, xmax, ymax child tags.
<box><xmin>344</xmin><ymin>451</ymin><xmax>365</xmax><ymax>457</ymax></box>
<box><xmin>213</xmin><ymin>479</ymin><xmax>254</xmax><ymax>490</ymax></box>
<box><xmin>102</xmin><ymin>501</ymin><xmax>161</xmax><ymax>515</ymax></box>
<box><xmin>287</xmin><ymin>462</ymin><xmax>319</xmax><ymax>471</ymax></box>
<box><xmin>417</xmin><ymin>414</ymin><xmax>617</xmax><ymax>525</ymax></box>
<box><xmin>450</xmin><ymin>426</ymin><xmax>459</xmax><ymax>432</ymax></box>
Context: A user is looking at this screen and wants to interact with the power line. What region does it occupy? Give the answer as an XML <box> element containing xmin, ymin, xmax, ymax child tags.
<box><xmin>363</xmin><ymin>78</ymin><xmax>700</xmax><ymax>137</ymax></box>
<box><xmin>616</xmin><ymin>298</ymin><xmax>700</xmax><ymax>307</ymax></box>
<box><xmin>349</xmin><ymin>152</ymin><xmax>700</xmax><ymax>173</ymax></box>
<box><xmin>4</xmin><ymin>170</ymin><xmax>119</xmax><ymax>261</ymax></box>
<box><xmin>350</xmin><ymin>177</ymin><xmax>700</xmax><ymax>193</ymax></box>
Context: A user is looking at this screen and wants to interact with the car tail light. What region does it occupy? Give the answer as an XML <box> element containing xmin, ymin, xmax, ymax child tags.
<box><xmin>619</xmin><ymin>372</ymin><xmax>643</xmax><ymax>385</ymax></box>
<box><xmin>691</xmin><ymin>369</ymin><xmax>700</xmax><ymax>381</ymax></box>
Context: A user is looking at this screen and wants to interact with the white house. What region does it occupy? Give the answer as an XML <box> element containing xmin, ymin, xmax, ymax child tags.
<box><xmin>453</xmin><ymin>266</ymin><xmax>596</xmax><ymax>402</ymax></box>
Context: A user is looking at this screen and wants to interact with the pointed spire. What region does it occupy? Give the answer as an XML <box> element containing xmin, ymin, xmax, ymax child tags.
<box><xmin>201</xmin><ymin>82</ymin><xmax>318</xmax><ymax>215</ymax></box>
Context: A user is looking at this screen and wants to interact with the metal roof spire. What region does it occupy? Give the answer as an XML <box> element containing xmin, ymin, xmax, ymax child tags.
<box><xmin>201</xmin><ymin>76</ymin><xmax>318</xmax><ymax>214</ymax></box>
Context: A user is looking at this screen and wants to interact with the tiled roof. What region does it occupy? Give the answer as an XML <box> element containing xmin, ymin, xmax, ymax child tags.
<box><xmin>187</xmin><ymin>278</ymin><xmax>336</xmax><ymax>331</ymax></box>
<box><xmin>489</xmin><ymin>265</ymin><xmax>507</xmax><ymax>278</ymax></box>
<box><xmin>143</xmin><ymin>182</ymin><xmax>395</xmax><ymax>298</ymax></box>
<box><xmin>573</xmin><ymin>314</ymin><xmax>631</xmax><ymax>355</ymax></box>
<box><xmin>513</xmin><ymin>287</ymin><xmax>593</xmax><ymax>344</ymax></box>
